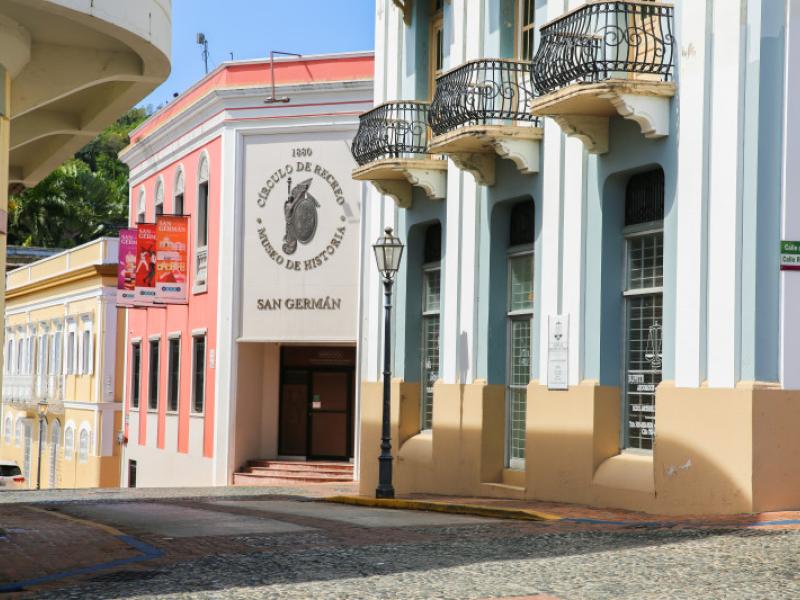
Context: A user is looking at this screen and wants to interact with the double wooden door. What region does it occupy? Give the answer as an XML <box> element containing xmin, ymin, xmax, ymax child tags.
<box><xmin>278</xmin><ymin>367</ymin><xmax>353</xmax><ymax>460</ymax></box>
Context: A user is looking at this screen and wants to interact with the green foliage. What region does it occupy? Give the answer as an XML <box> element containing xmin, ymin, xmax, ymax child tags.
<box><xmin>8</xmin><ymin>107</ymin><xmax>150</xmax><ymax>248</ymax></box>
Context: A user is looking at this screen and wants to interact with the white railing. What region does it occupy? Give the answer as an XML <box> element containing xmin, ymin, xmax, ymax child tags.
<box><xmin>2</xmin><ymin>373</ymin><xmax>64</xmax><ymax>412</ymax></box>
<box><xmin>194</xmin><ymin>246</ymin><xmax>208</xmax><ymax>291</ymax></box>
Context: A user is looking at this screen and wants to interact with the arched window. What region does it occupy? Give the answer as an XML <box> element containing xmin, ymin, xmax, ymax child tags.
<box><xmin>78</xmin><ymin>428</ymin><xmax>90</xmax><ymax>463</ymax></box>
<box><xmin>623</xmin><ymin>168</ymin><xmax>665</xmax><ymax>451</ymax></box>
<box><xmin>506</xmin><ymin>201</ymin><xmax>534</xmax><ymax>469</ymax></box>
<box><xmin>14</xmin><ymin>419</ymin><xmax>23</xmax><ymax>447</ymax></box>
<box><xmin>155</xmin><ymin>178</ymin><xmax>165</xmax><ymax>216</ymax></box>
<box><xmin>64</xmin><ymin>426</ymin><xmax>75</xmax><ymax>459</ymax></box>
<box><xmin>420</xmin><ymin>222</ymin><xmax>442</xmax><ymax>430</ymax></box>
<box><xmin>3</xmin><ymin>416</ymin><xmax>12</xmax><ymax>445</ymax></box>
<box><xmin>137</xmin><ymin>188</ymin><xmax>146</xmax><ymax>224</ymax></box>
<box><xmin>174</xmin><ymin>167</ymin><xmax>185</xmax><ymax>215</ymax></box>
<box><xmin>49</xmin><ymin>420</ymin><xmax>61</xmax><ymax>488</ymax></box>
<box><xmin>194</xmin><ymin>152</ymin><xmax>210</xmax><ymax>292</ymax></box>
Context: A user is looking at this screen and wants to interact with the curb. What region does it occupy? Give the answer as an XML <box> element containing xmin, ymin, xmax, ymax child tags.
<box><xmin>324</xmin><ymin>495</ymin><xmax>562</xmax><ymax>522</ymax></box>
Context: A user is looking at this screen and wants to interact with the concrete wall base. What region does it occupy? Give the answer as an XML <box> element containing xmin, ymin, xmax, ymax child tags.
<box><xmin>358</xmin><ymin>378</ymin><xmax>800</xmax><ymax>515</ymax></box>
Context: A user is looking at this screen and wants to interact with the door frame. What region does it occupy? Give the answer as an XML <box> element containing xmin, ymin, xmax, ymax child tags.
<box><xmin>277</xmin><ymin>364</ymin><xmax>354</xmax><ymax>461</ymax></box>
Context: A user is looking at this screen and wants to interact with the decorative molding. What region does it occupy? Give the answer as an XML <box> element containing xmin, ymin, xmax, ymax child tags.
<box><xmin>448</xmin><ymin>152</ymin><xmax>496</xmax><ymax>186</ymax></box>
<box><xmin>532</xmin><ymin>81</ymin><xmax>675</xmax><ymax>155</ymax></box>
<box><xmin>370</xmin><ymin>180</ymin><xmax>413</xmax><ymax>209</ymax></box>
<box><xmin>491</xmin><ymin>137</ymin><xmax>540</xmax><ymax>175</ymax></box>
<box><xmin>551</xmin><ymin>115</ymin><xmax>610</xmax><ymax>155</ymax></box>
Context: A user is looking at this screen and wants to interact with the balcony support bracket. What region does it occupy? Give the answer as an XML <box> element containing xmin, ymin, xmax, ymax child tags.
<box><xmin>550</xmin><ymin>115</ymin><xmax>610</xmax><ymax>155</ymax></box>
<box><xmin>447</xmin><ymin>152</ymin><xmax>496</xmax><ymax>187</ymax></box>
<box><xmin>533</xmin><ymin>81</ymin><xmax>675</xmax><ymax>155</ymax></box>
<box><xmin>491</xmin><ymin>137</ymin><xmax>540</xmax><ymax>175</ymax></box>
<box><xmin>353</xmin><ymin>158</ymin><xmax>447</xmax><ymax>209</ymax></box>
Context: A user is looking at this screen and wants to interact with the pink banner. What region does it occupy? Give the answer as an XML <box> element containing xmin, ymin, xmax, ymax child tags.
<box><xmin>116</xmin><ymin>228</ymin><xmax>137</xmax><ymax>306</ymax></box>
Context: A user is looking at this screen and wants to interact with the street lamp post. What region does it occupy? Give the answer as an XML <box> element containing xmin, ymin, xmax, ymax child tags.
<box><xmin>36</xmin><ymin>399</ymin><xmax>48</xmax><ymax>490</ymax></box>
<box><xmin>372</xmin><ymin>226</ymin><xmax>404</xmax><ymax>499</ymax></box>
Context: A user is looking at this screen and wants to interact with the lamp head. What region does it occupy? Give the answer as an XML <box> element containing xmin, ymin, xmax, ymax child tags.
<box><xmin>372</xmin><ymin>226</ymin><xmax>404</xmax><ymax>280</ymax></box>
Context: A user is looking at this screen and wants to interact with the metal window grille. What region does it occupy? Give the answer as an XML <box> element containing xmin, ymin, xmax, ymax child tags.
<box><xmin>421</xmin><ymin>267</ymin><xmax>441</xmax><ymax>431</ymax></box>
<box><xmin>507</xmin><ymin>252</ymin><xmax>533</xmax><ymax>467</ymax></box>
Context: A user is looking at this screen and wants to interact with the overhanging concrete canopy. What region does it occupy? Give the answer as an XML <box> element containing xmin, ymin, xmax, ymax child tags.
<box><xmin>1</xmin><ymin>0</ymin><xmax>172</xmax><ymax>189</ymax></box>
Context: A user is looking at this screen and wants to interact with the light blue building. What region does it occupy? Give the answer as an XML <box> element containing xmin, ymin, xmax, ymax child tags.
<box><xmin>353</xmin><ymin>0</ymin><xmax>800</xmax><ymax>515</ymax></box>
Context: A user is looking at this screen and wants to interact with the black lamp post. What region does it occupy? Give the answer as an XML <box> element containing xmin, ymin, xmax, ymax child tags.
<box><xmin>372</xmin><ymin>226</ymin><xmax>404</xmax><ymax>499</ymax></box>
<box><xmin>36</xmin><ymin>399</ymin><xmax>48</xmax><ymax>490</ymax></box>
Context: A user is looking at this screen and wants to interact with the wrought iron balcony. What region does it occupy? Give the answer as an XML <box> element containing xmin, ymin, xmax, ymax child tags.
<box><xmin>427</xmin><ymin>59</ymin><xmax>542</xmax><ymax>185</ymax></box>
<box><xmin>351</xmin><ymin>101</ymin><xmax>446</xmax><ymax>208</ymax></box>
<box><xmin>530</xmin><ymin>1</ymin><xmax>676</xmax><ymax>154</ymax></box>
<box><xmin>2</xmin><ymin>373</ymin><xmax>64</xmax><ymax>413</ymax></box>
<box><xmin>352</xmin><ymin>101</ymin><xmax>432</xmax><ymax>166</ymax></box>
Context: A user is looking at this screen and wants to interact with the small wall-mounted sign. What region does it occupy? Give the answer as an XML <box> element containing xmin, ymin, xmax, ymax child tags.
<box><xmin>547</xmin><ymin>314</ymin><xmax>569</xmax><ymax>391</ymax></box>
<box><xmin>781</xmin><ymin>241</ymin><xmax>800</xmax><ymax>271</ymax></box>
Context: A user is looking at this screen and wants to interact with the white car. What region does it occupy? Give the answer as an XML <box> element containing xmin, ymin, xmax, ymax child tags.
<box><xmin>0</xmin><ymin>460</ymin><xmax>25</xmax><ymax>489</ymax></box>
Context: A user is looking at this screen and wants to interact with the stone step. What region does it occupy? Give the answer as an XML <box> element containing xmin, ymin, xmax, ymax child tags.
<box><xmin>246</xmin><ymin>460</ymin><xmax>353</xmax><ymax>473</ymax></box>
<box><xmin>233</xmin><ymin>472</ymin><xmax>352</xmax><ymax>486</ymax></box>
<box><xmin>245</xmin><ymin>466</ymin><xmax>352</xmax><ymax>478</ymax></box>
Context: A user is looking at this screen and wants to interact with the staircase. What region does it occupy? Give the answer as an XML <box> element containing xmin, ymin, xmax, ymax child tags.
<box><xmin>233</xmin><ymin>460</ymin><xmax>354</xmax><ymax>486</ymax></box>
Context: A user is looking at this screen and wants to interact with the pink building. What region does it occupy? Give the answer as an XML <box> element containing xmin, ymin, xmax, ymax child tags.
<box><xmin>119</xmin><ymin>53</ymin><xmax>373</xmax><ymax>486</ymax></box>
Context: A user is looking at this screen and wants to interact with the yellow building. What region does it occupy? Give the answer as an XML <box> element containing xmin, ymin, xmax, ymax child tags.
<box><xmin>0</xmin><ymin>238</ymin><xmax>123</xmax><ymax>488</ymax></box>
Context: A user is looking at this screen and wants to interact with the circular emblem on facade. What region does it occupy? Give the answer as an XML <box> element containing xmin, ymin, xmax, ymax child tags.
<box><xmin>255</xmin><ymin>158</ymin><xmax>349</xmax><ymax>272</ymax></box>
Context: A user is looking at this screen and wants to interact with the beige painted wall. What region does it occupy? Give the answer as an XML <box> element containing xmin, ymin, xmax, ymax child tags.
<box><xmin>232</xmin><ymin>342</ymin><xmax>281</xmax><ymax>473</ymax></box>
<box><xmin>358</xmin><ymin>378</ymin><xmax>800</xmax><ymax>515</ymax></box>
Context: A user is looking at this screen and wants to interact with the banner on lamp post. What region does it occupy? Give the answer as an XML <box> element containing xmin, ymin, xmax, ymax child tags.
<box><xmin>155</xmin><ymin>215</ymin><xmax>189</xmax><ymax>304</ymax></box>
<box><xmin>117</xmin><ymin>228</ymin><xmax>138</xmax><ymax>306</ymax></box>
<box><xmin>135</xmin><ymin>223</ymin><xmax>158</xmax><ymax>305</ymax></box>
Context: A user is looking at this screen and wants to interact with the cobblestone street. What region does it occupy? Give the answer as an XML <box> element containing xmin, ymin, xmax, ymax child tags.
<box><xmin>2</xmin><ymin>486</ymin><xmax>800</xmax><ymax>599</ymax></box>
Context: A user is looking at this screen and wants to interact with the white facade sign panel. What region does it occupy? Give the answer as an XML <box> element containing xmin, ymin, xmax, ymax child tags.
<box><xmin>241</xmin><ymin>137</ymin><xmax>361</xmax><ymax>342</ymax></box>
<box><xmin>547</xmin><ymin>314</ymin><xmax>569</xmax><ymax>391</ymax></box>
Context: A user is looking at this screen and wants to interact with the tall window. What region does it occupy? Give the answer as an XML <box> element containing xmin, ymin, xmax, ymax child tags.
<box><xmin>80</xmin><ymin>323</ymin><xmax>93</xmax><ymax>375</ymax></box>
<box><xmin>155</xmin><ymin>178</ymin><xmax>164</xmax><ymax>216</ymax></box>
<box><xmin>64</xmin><ymin>426</ymin><xmax>74</xmax><ymax>458</ymax></box>
<box><xmin>66</xmin><ymin>328</ymin><xmax>76</xmax><ymax>375</ymax></box>
<box><xmin>197</xmin><ymin>156</ymin><xmax>209</xmax><ymax>247</ymax></box>
<box><xmin>78</xmin><ymin>428</ymin><xmax>89</xmax><ymax>463</ymax></box>
<box><xmin>420</xmin><ymin>223</ymin><xmax>442</xmax><ymax>431</ymax></box>
<box><xmin>131</xmin><ymin>342</ymin><xmax>141</xmax><ymax>409</ymax></box>
<box><xmin>5</xmin><ymin>337</ymin><xmax>13</xmax><ymax>374</ymax></box>
<box><xmin>192</xmin><ymin>335</ymin><xmax>206</xmax><ymax>413</ymax></box>
<box><xmin>516</xmin><ymin>0</ymin><xmax>536</xmax><ymax>61</ymax></box>
<box><xmin>137</xmin><ymin>189</ymin><xmax>146</xmax><ymax>224</ymax></box>
<box><xmin>506</xmin><ymin>202</ymin><xmax>534</xmax><ymax>468</ymax></box>
<box><xmin>174</xmin><ymin>168</ymin><xmax>185</xmax><ymax>215</ymax></box>
<box><xmin>148</xmin><ymin>339</ymin><xmax>160</xmax><ymax>411</ymax></box>
<box><xmin>429</xmin><ymin>0</ymin><xmax>444</xmax><ymax>98</ymax></box>
<box><xmin>16</xmin><ymin>336</ymin><xmax>23</xmax><ymax>374</ymax></box>
<box><xmin>623</xmin><ymin>169</ymin><xmax>664</xmax><ymax>451</ymax></box>
<box><xmin>167</xmin><ymin>337</ymin><xmax>181</xmax><ymax>412</ymax></box>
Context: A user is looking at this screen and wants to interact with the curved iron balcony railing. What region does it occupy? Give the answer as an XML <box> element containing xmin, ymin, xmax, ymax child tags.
<box><xmin>351</xmin><ymin>101</ymin><xmax>431</xmax><ymax>166</ymax></box>
<box><xmin>428</xmin><ymin>59</ymin><xmax>540</xmax><ymax>137</ymax></box>
<box><xmin>532</xmin><ymin>1</ymin><xmax>675</xmax><ymax>95</ymax></box>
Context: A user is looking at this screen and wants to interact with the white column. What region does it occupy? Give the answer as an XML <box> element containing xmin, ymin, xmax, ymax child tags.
<box><xmin>706</xmin><ymin>1</ymin><xmax>744</xmax><ymax>388</ymax></box>
<box><xmin>537</xmin><ymin>120</ymin><xmax>564</xmax><ymax>384</ymax></box>
<box><xmin>674</xmin><ymin>1</ymin><xmax>710</xmax><ymax>387</ymax></box>
<box><xmin>781</xmin><ymin>0</ymin><xmax>800</xmax><ymax>389</ymax></box>
<box><xmin>213</xmin><ymin>127</ymin><xmax>239</xmax><ymax>485</ymax></box>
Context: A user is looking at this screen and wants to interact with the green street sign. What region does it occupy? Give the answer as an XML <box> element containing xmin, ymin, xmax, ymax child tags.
<box><xmin>781</xmin><ymin>241</ymin><xmax>800</xmax><ymax>271</ymax></box>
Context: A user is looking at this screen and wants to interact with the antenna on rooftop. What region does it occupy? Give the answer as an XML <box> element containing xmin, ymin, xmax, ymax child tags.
<box><xmin>197</xmin><ymin>32</ymin><xmax>210</xmax><ymax>74</ymax></box>
<box><xmin>264</xmin><ymin>50</ymin><xmax>301</xmax><ymax>104</ymax></box>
